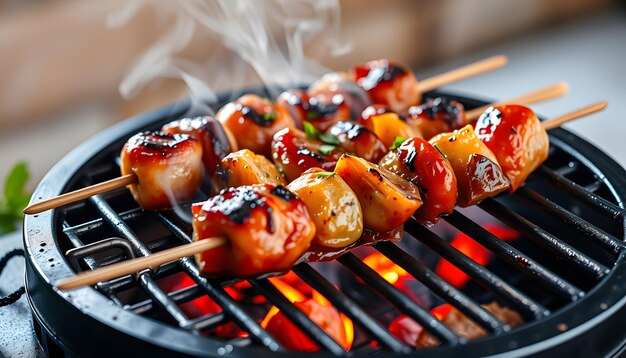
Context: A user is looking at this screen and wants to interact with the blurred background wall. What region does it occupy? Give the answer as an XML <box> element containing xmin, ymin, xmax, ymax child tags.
<box><xmin>0</xmin><ymin>0</ymin><xmax>622</xmax><ymax>186</ymax></box>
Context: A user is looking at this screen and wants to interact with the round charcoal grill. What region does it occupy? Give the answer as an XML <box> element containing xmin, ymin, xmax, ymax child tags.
<box><xmin>23</xmin><ymin>91</ymin><xmax>626</xmax><ymax>357</ymax></box>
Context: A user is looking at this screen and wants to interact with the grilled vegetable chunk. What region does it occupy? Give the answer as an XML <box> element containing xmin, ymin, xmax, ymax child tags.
<box><xmin>475</xmin><ymin>105</ymin><xmax>549</xmax><ymax>192</ymax></box>
<box><xmin>120</xmin><ymin>131</ymin><xmax>203</xmax><ymax>210</ymax></box>
<box><xmin>429</xmin><ymin>125</ymin><xmax>509</xmax><ymax>206</ymax></box>
<box><xmin>407</xmin><ymin>98</ymin><xmax>466</xmax><ymax>140</ymax></box>
<box><xmin>272</xmin><ymin>128</ymin><xmax>342</xmax><ymax>182</ymax></box>
<box><xmin>326</xmin><ymin>121</ymin><xmax>388</xmax><ymax>163</ymax></box>
<box><xmin>161</xmin><ymin>116</ymin><xmax>237</xmax><ymax>176</ymax></box>
<box><xmin>352</xmin><ymin>59</ymin><xmax>420</xmax><ymax>113</ymax></box>
<box><xmin>287</xmin><ymin>168</ymin><xmax>363</xmax><ymax>248</ymax></box>
<box><xmin>358</xmin><ymin>105</ymin><xmax>421</xmax><ymax>149</ymax></box>
<box><xmin>335</xmin><ymin>155</ymin><xmax>422</xmax><ymax>232</ymax></box>
<box><xmin>193</xmin><ymin>184</ymin><xmax>315</xmax><ymax>277</ymax></box>
<box><xmin>212</xmin><ymin>149</ymin><xmax>285</xmax><ymax>192</ymax></box>
<box><xmin>217</xmin><ymin>94</ymin><xmax>295</xmax><ymax>157</ymax></box>
<box><xmin>379</xmin><ymin>137</ymin><xmax>457</xmax><ymax>224</ymax></box>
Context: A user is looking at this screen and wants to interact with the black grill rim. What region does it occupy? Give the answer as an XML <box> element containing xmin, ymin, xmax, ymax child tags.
<box><xmin>23</xmin><ymin>90</ymin><xmax>626</xmax><ymax>357</ymax></box>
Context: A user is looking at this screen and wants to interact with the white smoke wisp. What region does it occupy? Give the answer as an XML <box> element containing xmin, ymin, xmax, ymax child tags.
<box><xmin>108</xmin><ymin>0</ymin><xmax>350</xmax><ymax>114</ymax></box>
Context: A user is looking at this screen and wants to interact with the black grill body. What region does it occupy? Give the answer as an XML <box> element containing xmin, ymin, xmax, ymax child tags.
<box><xmin>23</xmin><ymin>91</ymin><xmax>626</xmax><ymax>357</ymax></box>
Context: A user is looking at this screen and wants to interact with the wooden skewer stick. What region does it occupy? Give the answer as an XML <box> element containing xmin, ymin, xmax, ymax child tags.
<box><xmin>56</xmin><ymin>237</ymin><xmax>226</xmax><ymax>290</ymax></box>
<box><xmin>23</xmin><ymin>173</ymin><xmax>137</xmax><ymax>215</ymax></box>
<box><xmin>466</xmin><ymin>82</ymin><xmax>570</xmax><ymax>121</ymax></box>
<box><xmin>54</xmin><ymin>101</ymin><xmax>608</xmax><ymax>291</ymax></box>
<box><xmin>541</xmin><ymin>101</ymin><xmax>608</xmax><ymax>130</ymax></box>
<box><xmin>417</xmin><ymin>55</ymin><xmax>508</xmax><ymax>93</ymax></box>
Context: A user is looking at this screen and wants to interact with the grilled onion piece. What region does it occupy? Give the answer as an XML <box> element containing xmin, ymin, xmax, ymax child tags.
<box><xmin>335</xmin><ymin>155</ymin><xmax>422</xmax><ymax>232</ymax></box>
<box><xmin>359</xmin><ymin>105</ymin><xmax>421</xmax><ymax>149</ymax></box>
<box><xmin>475</xmin><ymin>105</ymin><xmax>549</xmax><ymax>192</ymax></box>
<box><xmin>429</xmin><ymin>125</ymin><xmax>509</xmax><ymax>206</ymax></box>
<box><xmin>212</xmin><ymin>149</ymin><xmax>285</xmax><ymax>193</ymax></box>
<box><xmin>216</xmin><ymin>94</ymin><xmax>295</xmax><ymax>157</ymax></box>
<box><xmin>407</xmin><ymin>98</ymin><xmax>466</xmax><ymax>140</ymax></box>
<box><xmin>161</xmin><ymin>116</ymin><xmax>237</xmax><ymax>176</ymax></box>
<box><xmin>287</xmin><ymin>168</ymin><xmax>363</xmax><ymax>248</ymax></box>
<box><xmin>379</xmin><ymin>137</ymin><xmax>457</xmax><ymax>224</ymax></box>
<box><xmin>352</xmin><ymin>60</ymin><xmax>420</xmax><ymax>113</ymax></box>
<box><xmin>120</xmin><ymin>131</ymin><xmax>203</xmax><ymax>210</ymax></box>
<box><xmin>193</xmin><ymin>184</ymin><xmax>315</xmax><ymax>277</ymax></box>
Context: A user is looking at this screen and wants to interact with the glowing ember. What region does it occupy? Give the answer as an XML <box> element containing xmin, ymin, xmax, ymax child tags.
<box><xmin>389</xmin><ymin>315</ymin><xmax>423</xmax><ymax>347</ymax></box>
<box><xmin>363</xmin><ymin>252</ymin><xmax>409</xmax><ymax>285</ymax></box>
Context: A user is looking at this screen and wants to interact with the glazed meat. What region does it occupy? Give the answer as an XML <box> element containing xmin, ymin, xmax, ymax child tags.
<box><xmin>308</xmin><ymin>72</ymin><xmax>372</xmax><ymax>124</ymax></box>
<box><xmin>429</xmin><ymin>125</ymin><xmax>510</xmax><ymax>207</ymax></box>
<box><xmin>193</xmin><ymin>184</ymin><xmax>315</xmax><ymax>277</ymax></box>
<box><xmin>277</xmin><ymin>89</ymin><xmax>351</xmax><ymax>132</ymax></box>
<box><xmin>407</xmin><ymin>98</ymin><xmax>466</xmax><ymax>140</ymax></box>
<box><xmin>120</xmin><ymin>131</ymin><xmax>203</xmax><ymax>210</ymax></box>
<box><xmin>216</xmin><ymin>94</ymin><xmax>295</xmax><ymax>157</ymax></box>
<box><xmin>287</xmin><ymin>168</ymin><xmax>363</xmax><ymax>248</ymax></box>
<box><xmin>475</xmin><ymin>105</ymin><xmax>549</xmax><ymax>192</ymax></box>
<box><xmin>358</xmin><ymin>105</ymin><xmax>421</xmax><ymax>149</ymax></box>
<box><xmin>161</xmin><ymin>116</ymin><xmax>237</xmax><ymax>176</ymax></box>
<box><xmin>352</xmin><ymin>59</ymin><xmax>420</xmax><ymax>113</ymax></box>
<box><xmin>212</xmin><ymin>149</ymin><xmax>286</xmax><ymax>193</ymax></box>
<box><xmin>326</xmin><ymin>121</ymin><xmax>388</xmax><ymax>163</ymax></box>
<box><xmin>379</xmin><ymin>137</ymin><xmax>458</xmax><ymax>224</ymax></box>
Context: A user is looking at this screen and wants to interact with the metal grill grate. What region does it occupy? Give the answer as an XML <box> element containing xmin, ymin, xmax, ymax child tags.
<box><xmin>26</xmin><ymin>93</ymin><xmax>626</xmax><ymax>357</ymax></box>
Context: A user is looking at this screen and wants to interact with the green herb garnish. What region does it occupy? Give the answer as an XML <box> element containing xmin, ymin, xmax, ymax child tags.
<box><xmin>264</xmin><ymin>172</ymin><xmax>271</xmax><ymax>178</ymax></box>
<box><xmin>0</xmin><ymin>162</ymin><xmax>31</xmax><ymax>235</ymax></box>
<box><xmin>303</xmin><ymin>121</ymin><xmax>320</xmax><ymax>140</ymax></box>
<box><xmin>315</xmin><ymin>172</ymin><xmax>336</xmax><ymax>179</ymax></box>
<box><xmin>263</xmin><ymin>112</ymin><xmax>277</xmax><ymax>121</ymax></box>
<box><xmin>318</xmin><ymin>133</ymin><xmax>340</xmax><ymax>146</ymax></box>
<box><xmin>389</xmin><ymin>136</ymin><xmax>406</xmax><ymax>151</ymax></box>
<box><xmin>306</xmin><ymin>111</ymin><xmax>321</xmax><ymax>120</ymax></box>
<box><xmin>318</xmin><ymin>144</ymin><xmax>336</xmax><ymax>156</ymax></box>
<box><xmin>433</xmin><ymin>144</ymin><xmax>448</xmax><ymax>160</ymax></box>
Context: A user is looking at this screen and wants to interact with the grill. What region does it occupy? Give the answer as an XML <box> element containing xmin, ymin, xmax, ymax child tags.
<box><xmin>23</xmin><ymin>91</ymin><xmax>626</xmax><ymax>357</ymax></box>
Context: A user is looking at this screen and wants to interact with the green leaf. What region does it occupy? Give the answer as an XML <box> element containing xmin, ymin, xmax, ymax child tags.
<box><xmin>318</xmin><ymin>144</ymin><xmax>336</xmax><ymax>156</ymax></box>
<box><xmin>263</xmin><ymin>112</ymin><xmax>277</xmax><ymax>121</ymax></box>
<box><xmin>433</xmin><ymin>144</ymin><xmax>448</xmax><ymax>160</ymax></box>
<box><xmin>4</xmin><ymin>161</ymin><xmax>29</xmax><ymax>203</ymax></box>
<box><xmin>303</xmin><ymin>121</ymin><xmax>320</xmax><ymax>140</ymax></box>
<box><xmin>318</xmin><ymin>133</ymin><xmax>340</xmax><ymax>146</ymax></box>
<box><xmin>389</xmin><ymin>136</ymin><xmax>407</xmax><ymax>151</ymax></box>
<box><xmin>306</xmin><ymin>111</ymin><xmax>321</xmax><ymax>120</ymax></box>
<box><xmin>315</xmin><ymin>172</ymin><xmax>336</xmax><ymax>179</ymax></box>
<box><xmin>0</xmin><ymin>212</ymin><xmax>17</xmax><ymax>235</ymax></box>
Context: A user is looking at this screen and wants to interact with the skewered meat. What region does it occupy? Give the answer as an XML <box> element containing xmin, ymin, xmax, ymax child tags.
<box><xmin>212</xmin><ymin>149</ymin><xmax>286</xmax><ymax>192</ymax></box>
<box><xmin>161</xmin><ymin>116</ymin><xmax>237</xmax><ymax>177</ymax></box>
<box><xmin>120</xmin><ymin>132</ymin><xmax>203</xmax><ymax>210</ymax></box>
<box><xmin>216</xmin><ymin>94</ymin><xmax>295</xmax><ymax>157</ymax></box>
<box><xmin>308</xmin><ymin>72</ymin><xmax>372</xmax><ymax>124</ymax></box>
<box><xmin>407</xmin><ymin>98</ymin><xmax>466</xmax><ymax>140</ymax></box>
<box><xmin>334</xmin><ymin>155</ymin><xmax>422</xmax><ymax>232</ymax></box>
<box><xmin>326</xmin><ymin>121</ymin><xmax>388</xmax><ymax>163</ymax></box>
<box><xmin>429</xmin><ymin>125</ymin><xmax>510</xmax><ymax>207</ymax></box>
<box><xmin>359</xmin><ymin>105</ymin><xmax>421</xmax><ymax>149</ymax></box>
<box><xmin>277</xmin><ymin>89</ymin><xmax>351</xmax><ymax>132</ymax></box>
<box><xmin>272</xmin><ymin>127</ymin><xmax>342</xmax><ymax>182</ymax></box>
<box><xmin>352</xmin><ymin>59</ymin><xmax>420</xmax><ymax>113</ymax></box>
<box><xmin>379</xmin><ymin>137</ymin><xmax>457</xmax><ymax>224</ymax></box>
<box><xmin>193</xmin><ymin>184</ymin><xmax>315</xmax><ymax>277</ymax></box>
<box><xmin>287</xmin><ymin>168</ymin><xmax>363</xmax><ymax>248</ymax></box>
<box><xmin>475</xmin><ymin>105</ymin><xmax>549</xmax><ymax>192</ymax></box>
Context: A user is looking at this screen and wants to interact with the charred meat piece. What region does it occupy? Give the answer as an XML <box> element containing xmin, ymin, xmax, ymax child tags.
<box><xmin>308</xmin><ymin>72</ymin><xmax>372</xmax><ymax>123</ymax></box>
<box><xmin>161</xmin><ymin>116</ymin><xmax>237</xmax><ymax>176</ymax></box>
<box><xmin>429</xmin><ymin>125</ymin><xmax>510</xmax><ymax>207</ymax></box>
<box><xmin>120</xmin><ymin>131</ymin><xmax>203</xmax><ymax>210</ymax></box>
<box><xmin>407</xmin><ymin>97</ymin><xmax>466</xmax><ymax>140</ymax></box>
<box><xmin>193</xmin><ymin>184</ymin><xmax>315</xmax><ymax>278</ymax></box>
<box><xmin>359</xmin><ymin>105</ymin><xmax>421</xmax><ymax>149</ymax></box>
<box><xmin>212</xmin><ymin>149</ymin><xmax>286</xmax><ymax>193</ymax></box>
<box><xmin>379</xmin><ymin>137</ymin><xmax>457</xmax><ymax>224</ymax></box>
<box><xmin>287</xmin><ymin>168</ymin><xmax>363</xmax><ymax>248</ymax></box>
<box><xmin>475</xmin><ymin>105</ymin><xmax>549</xmax><ymax>192</ymax></box>
<box><xmin>352</xmin><ymin>59</ymin><xmax>420</xmax><ymax>113</ymax></box>
<box><xmin>272</xmin><ymin>127</ymin><xmax>342</xmax><ymax>182</ymax></box>
<box><xmin>335</xmin><ymin>155</ymin><xmax>422</xmax><ymax>232</ymax></box>
<box><xmin>217</xmin><ymin>94</ymin><xmax>295</xmax><ymax>157</ymax></box>
<box><xmin>277</xmin><ymin>89</ymin><xmax>351</xmax><ymax>132</ymax></box>
<box><xmin>327</xmin><ymin>121</ymin><xmax>388</xmax><ymax>163</ymax></box>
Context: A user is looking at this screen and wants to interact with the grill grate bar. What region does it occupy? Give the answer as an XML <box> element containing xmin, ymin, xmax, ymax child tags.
<box><xmin>64</xmin><ymin>208</ymin><xmax>143</xmax><ymax>235</ymax></box>
<box><xmin>337</xmin><ymin>253</ymin><xmax>466</xmax><ymax>342</ymax></box>
<box><xmin>444</xmin><ymin>211</ymin><xmax>584</xmax><ymax>300</ymax></box>
<box><xmin>127</xmin><ymin>284</ymin><xmax>201</xmax><ymax>315</ymax></box>
<box><xmin>181</xmin><ymin>311</ymin><xmax>229</xmax><ymax>331</ymax></box>
<box><xmin>537</xmin><ymin>166</ymin><xmax>625</xmax><ymax>219</ymax></box>
<box><xmin>103</xmin><ymin>260</ymin><xmax>180</xmax><ymax>294</ymax></box>
<box><xmin>375</xmin><ymin>242</ymin><xmax>509</xmax><ymax>334</ymax></box>
<box><xmin>404</xmin><ymin>219</ymin><xmax>549</xmax><ymax>319</ymax></box>
<box><xmin>155</xmin><ymin>212</ymin><xmax>284</xmax><ymax>351</ymax></box>
<box><xmin>517</xmin><ymin>187</ymin><xmax>625</xmax><ymax>254</ymax></box>
<box><xmin>87</xmin><ymin>194</ymin><xmax>192</xmax><ymax>326</ymax></box>
<box><xmin>293</xmin><ymin>264</ymin><xmax>411</xmax><ymax>353</ymax></box>
<box><xmin>480</xmin><ymin>199</ymin><xmax>609</xmax><ymax>279</ymax></box>
<box><xmin>250</xmin><ymin>278</ymin><xmax>348</xmax><ymax>355</ymax></box>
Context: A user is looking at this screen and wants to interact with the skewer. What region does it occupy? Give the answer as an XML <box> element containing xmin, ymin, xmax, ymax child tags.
<box><xmin>54</xmin><ymin>100</ymin><xmax>608</xmax><ymax>291</ymax></box>
<box><xmin>465</xmin><ymin>82</ymin><xmax>570</xmax><ymax>121</ymax></box>
<box><xmin>416</xmin><ymin>55</ymin><xmax>508</xmax><ymax>93</ymax></box>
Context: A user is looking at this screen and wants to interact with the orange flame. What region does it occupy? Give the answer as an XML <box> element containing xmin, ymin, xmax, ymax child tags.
<box><xmin>363</xmin><ymin>252</ymin><xmax>409</xmax><ymax>285</ymax></box>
